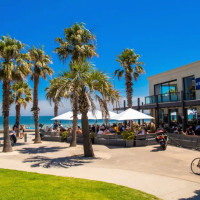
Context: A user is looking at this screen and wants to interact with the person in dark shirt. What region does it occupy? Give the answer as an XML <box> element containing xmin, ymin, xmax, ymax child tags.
<box><xmin>186</xmin><ymin>126</ymin><xmax>195</xmax><ymax>135</ymax></box>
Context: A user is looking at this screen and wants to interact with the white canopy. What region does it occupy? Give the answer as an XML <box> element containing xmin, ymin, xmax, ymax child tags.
<box><xmin>51</xmin><ymin>111</ymin><xmax>73</xmax><ymax>120</ymax></box>
<box><xmin>51</xmin><ymin>110</ymin><xmax>118</xmax><ymax>121</ymax></box>
<box><xmin>111</xmin><ymin>108</ymin><xmax>154</xmax><ymax>120</ymax></box>
<box><xmin>78</xmin><ymin>110</ymin><xmax>118</xmax><ymax>120</ymax></box>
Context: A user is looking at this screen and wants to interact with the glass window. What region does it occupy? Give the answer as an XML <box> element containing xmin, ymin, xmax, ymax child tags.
<box><xmin>187</xmin><ymin>108</ymin><xmax>197</xmax><ymax>124</ymax></box>
<box><xmin>184</xmin><ymin>76</ymin><xmax>196</xmax><ymax>100</ymax></box>
<box><xmin>170</xmin><ymin>109</ymin><xmax>177</xmax><ymax>123</ymax></box>
<box><xmin>169</xmin><ymin>80</ymin><xmax>177</xmax><ymax>93</ymax></box>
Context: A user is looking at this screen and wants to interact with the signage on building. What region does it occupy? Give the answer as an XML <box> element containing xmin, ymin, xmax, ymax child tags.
<box><xmin>196</xmin><ymin>78</ymin><xmax>200</xmax><ymax>90</ymax></box>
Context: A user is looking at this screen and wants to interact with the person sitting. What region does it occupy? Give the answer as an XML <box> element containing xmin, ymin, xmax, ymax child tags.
<box><xmin>138</xmin><ymin>127</ymin><xmax>147</xmax><ymax>135</ymax></box>
<box><xmin>53</xmin><ymin>121</ymin><xmax>59</xmax><ymax>130</ymax></box>
<box><xmin>186</xmin><ymin>126</ymin><xmax>195</xmax><ymax>135</ymax></box>
<box><xmin>104</xmin><ymin>128</ymin><xmax>110</xmax><ymax>134</ymax></box>
<box><xmin>173</xmin><ymin>127</ymin><xmax>179</xmax><ymax>134</ymax></box>
<box><xmin>77</xmin><ymin>126</ymin><xmax>82</xmax><ymax>134</ymax></box>
<box><xmin>19</xmin><ymin>125</ymin><xmax>25</xmax><ymax>139</ymax></box>
<box><xmin>97</xmin><ymin>129</ymin><xmax>104</xmax><ymax>135</ymax></box>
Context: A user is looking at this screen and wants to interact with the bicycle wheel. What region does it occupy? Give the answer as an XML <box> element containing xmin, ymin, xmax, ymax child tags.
<box><xmin>191</xmin><ymin>158</ymin><xmax>200</xmax><ymax>175</ymax></box>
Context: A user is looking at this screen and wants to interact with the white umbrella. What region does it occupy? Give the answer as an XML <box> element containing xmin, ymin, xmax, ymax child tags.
<box><xmin>78</xmin><ymin>110</ymin><xmax>118</xmax><ymax>120</ymax></box>
<box><xmin>111</xmin><ymin>108</ymin><xmax>154</xmax><ymax>120</ymax></box>
<box><xmin>51</xmin><ymin>111</ymin><xmax>73</xmax><ymax>120</ymax></box>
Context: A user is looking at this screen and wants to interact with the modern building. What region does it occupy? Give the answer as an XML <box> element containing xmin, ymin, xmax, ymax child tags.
<box><xmin>115</xmin><ymin>61</ymin><xmax>200</xmax><ymax>131</ymax></box>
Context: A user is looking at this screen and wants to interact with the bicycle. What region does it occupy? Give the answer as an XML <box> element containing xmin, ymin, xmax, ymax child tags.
<box><xmin>191</xmin><ymin>158</ymin><xmax>200</xmax><ymax>175</ymax></box>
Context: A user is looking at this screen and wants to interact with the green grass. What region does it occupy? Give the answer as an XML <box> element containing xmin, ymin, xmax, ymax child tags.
<box><xmin>0</xmin><ymin>168</ymin><xmax>160</xmax><ymax>200</ymax></box>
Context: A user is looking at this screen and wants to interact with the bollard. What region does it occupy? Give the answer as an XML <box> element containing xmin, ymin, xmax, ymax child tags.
<box><xmin>24</xmin><ymin>133</ymin><xmax>27</xmax><ymax>142</ymax></box>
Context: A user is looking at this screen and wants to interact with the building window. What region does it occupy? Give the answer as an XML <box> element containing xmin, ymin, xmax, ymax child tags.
<box><xmin>183</xmin><ymin>76</ymin><xmax>196</xmax><ymax>100</ymax></box>
<box><xmin>154</xmin><ymin>80</ymin><xmax>178</xmax><ymax>102</ymax></box>
<box><xmin>187</xmin><ymin>108</ymin><xmax>197</xmax><ymax>124</ymax></box>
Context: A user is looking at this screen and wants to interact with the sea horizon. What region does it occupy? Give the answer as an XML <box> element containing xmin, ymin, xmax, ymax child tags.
<box><xmin>0</xmin><ymin>116</ymin><xmax>150</xmax><ymax>130</ymax></box>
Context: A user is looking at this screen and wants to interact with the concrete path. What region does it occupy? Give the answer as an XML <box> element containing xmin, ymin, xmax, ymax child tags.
<box><xmin>0</xmin><ymin>133</ymin><xmax>200</xmax><ymax>200</ymax></box>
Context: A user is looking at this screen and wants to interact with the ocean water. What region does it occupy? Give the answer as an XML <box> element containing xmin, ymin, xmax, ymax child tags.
<box><xmin>0</xmin><ymin>116</ymin><xmax>127</xmax><ymax>130</ymax></box>
<box><xmin>0</xmin><ymin>116</ymin><xmax>151</xmax><ymax>130</ymax></box>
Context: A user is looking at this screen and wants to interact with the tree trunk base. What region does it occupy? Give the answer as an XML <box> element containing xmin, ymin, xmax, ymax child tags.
<box><xmin>70</xmin><ymin>141</ymin><xmax>77</xmax><ymax>147</ymax></box>
<box><xmin>34</xmin><ymin>139</ymin><xmax>42</xmax><ymax>144</ymax></box>
<box><xmin>2</xmin><ymin>146</ymin><xmax>13</xmax><ymax>153</ymax></box>
<box><xmin>84</xmin><ymin>151</ymin><xmax>95</xmax><ymax>157</ymax></box>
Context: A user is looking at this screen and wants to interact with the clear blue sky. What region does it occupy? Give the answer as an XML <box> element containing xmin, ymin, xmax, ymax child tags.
<box><xmin>1</xmin><ymin>0</ymin><xmax>200</xmax><ymax>115</ymax></box>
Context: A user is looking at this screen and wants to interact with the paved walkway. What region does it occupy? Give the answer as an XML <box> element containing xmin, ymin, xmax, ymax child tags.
<box><xmin>0</xmin><ymin>133</ymin><xmax>200</xmax><ymax>200</ymax></box>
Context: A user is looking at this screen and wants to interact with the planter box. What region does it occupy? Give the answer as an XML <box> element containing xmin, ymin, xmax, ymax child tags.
<box><xmin>134</xmin><ymin>139</ymin><xmax>147</xmax><ymax>147</ymax></box>
<box><xmin>42</xmin><ymin>136</ymin><xmax>62</xmax><ymax>142</ymax></box>
<box><xmin>126</xmin><ymin>139</ymin><xmax>133</xmax><ymax>147</ymax></box>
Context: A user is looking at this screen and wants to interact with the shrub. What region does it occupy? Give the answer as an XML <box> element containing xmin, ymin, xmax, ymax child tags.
<box><xmin>61</xmin><ymin>131</ymin><xmax>68</xmax><ymax>140</ymax></box>
<box><xmin>121</xmin><ymin>130</ymin><xmax>135</xmax><ymax>140</ymax></box>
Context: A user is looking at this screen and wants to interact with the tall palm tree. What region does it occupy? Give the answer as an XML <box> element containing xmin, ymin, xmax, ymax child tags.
<box><xmin>54</xmin><ymin>22</ymin><xmax>97</xmax><ymax>147</ymax></box>
<box><xmin>114</xmin><ymin>48</ymin><xmax>145</xmax><ymax>108</ymax></box>
<box><xmin>0</xmin><ymin>35</ymin><xmax>30</xmax><ymax>152</ymax></box>
<box><xmin>11</xmin><ymin>81</ymin><xmax>32</xmax><ymax>137</ymax></box>
<box><xmin>45</xmin><ymin>78</ymin><xmax>67</xmax><ymax>117</ymax></box>
<box><xmin>29</xmin><ymin>46</ymin><xmax>53</xmax><ymax>143</ymax></box>
<box><xmin>56</xmin><ymin>62</ymin><xmax>119</xmax><ymax>157</ymax></box>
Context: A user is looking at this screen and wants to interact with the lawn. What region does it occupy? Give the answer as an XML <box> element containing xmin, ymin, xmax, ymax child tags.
<box><xmin>0</xmin><ymin>168</ymin><xmax>160</xmax><ymax>200</ymax></box>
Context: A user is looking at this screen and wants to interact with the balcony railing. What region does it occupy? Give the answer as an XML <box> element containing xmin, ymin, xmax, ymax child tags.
<box><xmin>145</xmin><ymin>92</ymin><xmax>180</xmax><ymax>105</ymax></box>
<box><xmin>145</xmin><ymin>95</ymin><xmax>156</xmax><ymax>104</ymax></box>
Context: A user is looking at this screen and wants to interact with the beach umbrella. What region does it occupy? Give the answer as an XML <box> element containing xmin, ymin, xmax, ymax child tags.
<box><xmin>111</xmin><ymin>108</ymin><xmax>154</xmax><ymax>120</ymax></box>
<box><xmin>78</xmin><ymin>110</ymin><xmax>118</xmax><ymax>120</ymax></box>
<box><xmin>51</xmin><ymin>111</ymin><xmax>73</xmax><ymax>120</ymax></box>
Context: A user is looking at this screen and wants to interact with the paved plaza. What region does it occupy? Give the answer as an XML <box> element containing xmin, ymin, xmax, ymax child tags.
<box><xmin>0</xmin><ymin>133</ymin><xmax>200</xmax><ymax>200</ymax></box>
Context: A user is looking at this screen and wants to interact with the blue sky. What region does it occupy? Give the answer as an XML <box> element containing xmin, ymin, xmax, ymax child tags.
<box><xmin>1</xmin><ymin>0</ymin><xmax>200</xmax><ymax>115</ymax></box>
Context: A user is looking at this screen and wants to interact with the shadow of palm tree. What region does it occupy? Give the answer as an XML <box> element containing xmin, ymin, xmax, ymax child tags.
<box><xmin>179</xmin><ymin>190</ymin><xmax>200</xmax><ymax>200</ymax></box>
<box><xmin>23</xmin><ymin>155</ymin><xmax>96</xmax><ymax>168</ymax></box>
<box><xmin>18</xmin><ymin>146</ymin><xmax>67</xmax><ymax>154</ymax></box>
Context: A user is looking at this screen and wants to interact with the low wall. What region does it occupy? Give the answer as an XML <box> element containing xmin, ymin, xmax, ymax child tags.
<box><xmin>167</xmin><ymin>133</ymin><xmax>200</xmax><ymax>150</ymax></box>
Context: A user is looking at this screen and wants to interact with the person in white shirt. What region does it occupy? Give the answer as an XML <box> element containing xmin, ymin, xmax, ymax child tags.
<box><xmin>97</xmin><ymin>130</ymin><xmax>104</xmax><ymax>135</ymax></box>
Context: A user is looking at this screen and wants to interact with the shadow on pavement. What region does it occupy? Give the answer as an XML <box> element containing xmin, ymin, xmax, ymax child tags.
<box><xmin>18</xmin><ymin>146</ymin><xmax>67</xmax><ymax>154</ymax></box>
<box><xmin>179</xmin><ymin>190</ymin><xmax>200</xmax><ymax>200</ymax></box>
<box><xmin>23</xmin><ymin>154</ymin><xmax>96</xmax><ymax>168</ymax></box>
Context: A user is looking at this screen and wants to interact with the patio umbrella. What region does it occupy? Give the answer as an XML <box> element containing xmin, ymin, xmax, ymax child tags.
<box><xmin>78</xmin><ymin>110</ymin><xmax>118</xmax><ymax>120</ymax></box>
<box><xmin>111</xmin><ymin>108</ymin><xmax>154</xmax><ymax>120</ymax></box>
<box><xmin>51</xmin><ymin>111</ymin><xmax>73</xmax><ymax>120</ymax></box>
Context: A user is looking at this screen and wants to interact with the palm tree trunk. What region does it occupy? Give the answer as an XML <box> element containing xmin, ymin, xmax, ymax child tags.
<box><xmin>54</xmin><ymin>101</ymin><xmax>59</xmax><ymax>117</ymax></box>
<box><xmin>82</xmin><ymin>112</ymin><xmax>94</xmax><ymax>157</ymax></box>
<box><xmin>125</xmin><ymin>71</ymin><xmax>133</xmax><ymax>108</ymax></box>
<box><xmin>70</xmin><ymin>93</ymin><xmax>78</xmax><ymax>147</ymax></box>
<box><xmin>2</xmin><ymin>80</ymin><xmax>13</xmax><ymax>152</ymax></box>
<box><xmin>15</xmin><ymin>103</ymin><xmax>21</xmax><ymax>138</ymax></box>
<box><xmin>33</xmin><ymin>75</ymin><xmax>41</xmax><ymax>143</ymax></box>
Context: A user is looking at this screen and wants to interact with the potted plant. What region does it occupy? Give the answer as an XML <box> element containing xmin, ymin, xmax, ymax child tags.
<box><xmin>121</xmin><ymin>130</ymin><xmax>135</xmax><ymax>147</ymax></box>
<box><xmin>61</xmin><ymin>131</ymin><xmax>68</xmax><ymax>142</ymax></box>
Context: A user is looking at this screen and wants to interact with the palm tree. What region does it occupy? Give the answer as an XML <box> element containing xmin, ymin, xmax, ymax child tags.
<box><xmin>57</xmin><ymin>62</ymin><xmax>119</xmax><ymax>157</ymax></box>
<box><xmin>54</xmin><ymin>22</ymin><xmax>97</xmax><ymax>147</ymax></box>
<box><xmin>0</xmin><ymin>35</ymin><xmax>30</xmax><ymax>152</ymax></box>
<box><xmin>45</xmin><ymin>78</ymin><xmax>67</xmax><ymax>117</ymax></box>
<box><xmin>29</xmin><ymin>46</ymin><xmax>53</xmax><ymax>143</ymax></box>
<box><xmin>114</xmin><ymin>48</ymin><xmax>145</xmax><ymax>108</ymax></box>
<box><xmin>11</xmin><ymin>81</ymin><xmax>32</xmax><ymax>137</ymax></box>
